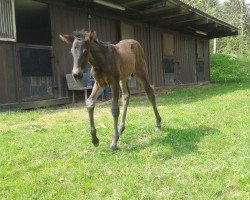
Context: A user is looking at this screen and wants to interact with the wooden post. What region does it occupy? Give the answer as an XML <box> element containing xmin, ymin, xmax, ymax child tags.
<box><xmin>72</xmin><ymin>91</ymin><xmax>75</xmax><ymax>104</ymax></box>
<box><xmin>85</xmin><ymin>89</ymin><xmax>88</xmax><ymax>102</ymax></box>
<box><xmin>213</xmin><ymin>38</ymin><xmax>217</xmax><ymax>54</ymax></box>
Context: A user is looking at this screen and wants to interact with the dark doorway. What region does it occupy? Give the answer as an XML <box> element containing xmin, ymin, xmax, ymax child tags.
<box><xmin>163</xmin><ymin>33</ymin><xmax>175</xmax><ymax>85</ymax></box>
<box><xmin>14</xmin><ymin>0</ymin><xmax>51</xmax><ymax>45</ymax></box>
<box><xmin>14</xmin><ymin>0</ymin><xmax>54</xmax><ymax>100</ymax></box>
<box><xmin>19</xmin><ymin>45</ymin><xmax>53</xmax><ymax>100</ymax></box>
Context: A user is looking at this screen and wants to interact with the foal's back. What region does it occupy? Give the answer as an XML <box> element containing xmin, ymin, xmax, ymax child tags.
<box><xmin>114</xmin><ymin>39</ymin><xmax>146</xmax><ymax>80</ymax></box>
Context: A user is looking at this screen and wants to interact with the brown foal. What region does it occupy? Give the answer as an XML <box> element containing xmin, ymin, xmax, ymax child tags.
<box><xmin>60</xmin><ymin>30</ymin><xmax>161</xmax><ymax>150</ymax></box>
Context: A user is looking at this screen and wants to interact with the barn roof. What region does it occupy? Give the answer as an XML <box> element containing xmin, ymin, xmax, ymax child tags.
<box><xmin>59</xmin><ymin>0</ymin><xmax>239</xmax><ymax>39</ymax></box>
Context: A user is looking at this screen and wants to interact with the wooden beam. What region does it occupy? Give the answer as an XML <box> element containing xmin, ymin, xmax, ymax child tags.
<box><xmin>141</xmin><ymin>7</ymin><xmax>181</xmax><ymax>22</ymax></box>
<box><xmin>170</xmin><ymin>18</ymin><xmax>204</xmax><ymax>29</ymax></box>
<box><xmin>156</xmin><ymin>13</ymin><xmax>195</xmax><ymax>26</ymax></box>
<box><xmin>122</xmin><ymin>0</ymin><xmax>150</xmax><ymax>7</ymax></box>
<box><xmin>208</xmin><ymin>30</ymin><xmax>238</xmax><ymax>39</ymax></box>
<box><xmin>130</xmin><ymin>0</ymin><xmax>162</xmax><ymax>10</ymax></box>
<box><xmin>194</xmin><ymin>22</ymin><xmax>217</xmax><ymax>30</ymax></box>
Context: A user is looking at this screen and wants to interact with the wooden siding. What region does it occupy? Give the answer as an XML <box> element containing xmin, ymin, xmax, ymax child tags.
<box><xmin>149</xmin><ymin>28</ymin><xmax>164</xmax><ymax>86</ymax></box>
<box><xmin>0</xmin><ymin>42</ymin><xmax>19</xmax><ymax>104</ymax></box>
<box><xmin>91</xmin><ymin>15</ymin><xmax>118</xmax><ymax>43</ymax></box>
<box><xmin>174</xmin><ymin>35</ymin><xmax>196</xmax><ymax>84</ymax></box>
<box><xmin>134</xmin><ymin>25</ymin><xmax>153</xmax><ymax>84</ymax></box>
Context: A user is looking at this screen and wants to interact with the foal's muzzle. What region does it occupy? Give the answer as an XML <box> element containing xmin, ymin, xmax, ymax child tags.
<box><xmin>73</xmin><ymin>72</ymin><xmax>83</xmax><ymax>79</ymax></box>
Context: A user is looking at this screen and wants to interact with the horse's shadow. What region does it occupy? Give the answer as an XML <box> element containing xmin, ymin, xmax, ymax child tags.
<box><xmin>124</xmin><ymin>126</ymin><xmax>219</xmax><ymax>160</ymax></box>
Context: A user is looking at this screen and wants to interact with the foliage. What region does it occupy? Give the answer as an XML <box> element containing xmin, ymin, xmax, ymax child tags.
<box><xmin>210</xmin><ymin>53</ymin><xmax>250</xmax><ymax>83</ymax></box>
<box><xmin>181</xmin><ymin>0</ymin><xmax>220</xmax><ymax>16</ymax></box>
<box><xmin>182</xmin><ymin>0</ymin><xmax>250</xmax><ymax>56</ymax></box>
<box><xmin>217</xmin><ymin>0</ymin><xmax>250</xmax><ymax>55</ymax></box>
<box><xmin>0</xmin><ymin>58</ymin><xmax>249</xmax><ymax>199</ymax></box>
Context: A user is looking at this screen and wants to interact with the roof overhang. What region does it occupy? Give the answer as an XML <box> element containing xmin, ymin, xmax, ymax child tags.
<box><xmin>55</xmin><ymin>0</ymin><xmax>239</xmax><ymax>39</ymax></box>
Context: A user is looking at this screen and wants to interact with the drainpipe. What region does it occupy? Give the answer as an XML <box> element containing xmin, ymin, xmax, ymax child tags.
<box><xmin>213</xmin><ymin>38</ymin><xmax>216</xmax><ymax>54</ymax></box>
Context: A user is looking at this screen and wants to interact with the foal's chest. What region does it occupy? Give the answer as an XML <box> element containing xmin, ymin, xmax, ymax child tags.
<box><xmin>92</xmin><ymin>68</ymin><xmax>113</xmax><ymax>87</ymax></box>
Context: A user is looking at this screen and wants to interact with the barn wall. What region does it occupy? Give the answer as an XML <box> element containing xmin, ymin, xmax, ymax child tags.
<box><xmin>149</xmin><ymin>27</ymin><xmax>164</xmax><ymax>86</ymax></box>
<box><xmin>0</xmin><ymin>41</ymin><xmax>19</xmax><ymax>104</ymax></box>
<box><xmin>174</xmin><ymin>35</ymin><xmax>197</xmax><ymax>84</ymax></box>
<box><xmin>50</xmin><ymin>3</ymin><xmax>210</xmax><ymax>90</ymax></box>
<box><xmin>134</xmin><ymin>24</ymin><xmax>152</xmax><ymax>84</ymax></box>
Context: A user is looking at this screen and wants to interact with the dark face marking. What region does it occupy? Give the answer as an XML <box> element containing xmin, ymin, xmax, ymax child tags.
<box><xmin>60</xmin><ymin>30</ymin><xmax>96</xmax><ymax>79</ymax></box>
<box><xmin>71</xmin><ymin>37</ymin><xmax>90</xmax><ymax>79</ymax></box>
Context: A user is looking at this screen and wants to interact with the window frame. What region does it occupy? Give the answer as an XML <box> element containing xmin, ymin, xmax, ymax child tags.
<box><xmin>0</xmin><ymin>0</ymin><xmax>16</xmax><ymax>42</ymax></box>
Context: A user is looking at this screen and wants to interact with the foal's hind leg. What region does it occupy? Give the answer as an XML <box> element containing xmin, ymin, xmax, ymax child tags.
<box><xmin>118</xmin><ymin>79</ymin><xmax>130</xmax><ymax>135</ymax></box>
<box><xmin>86</xmin><ymin>82</ymin><xmax>104</xmax><ymax>147</ymax></box>
<box><xmin>143</xmin><ymin>80</ymin><xmax>161</xmax><ymax>129</ymax></box>
<box><xmin>135</xmin><ymin>73</ymin><xmax>161</xmax><ymax>129</ymax></box>
<box><xmin>110</xmin><ymin>80</ymin><xmax>120</xmax><ymax>150</ymax></box>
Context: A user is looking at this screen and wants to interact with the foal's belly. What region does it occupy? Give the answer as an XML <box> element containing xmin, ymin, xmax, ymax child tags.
<box><xmin>115</xmin><ymin>40</ymin><xmax>137</xmax><ymax>80</ymax></box>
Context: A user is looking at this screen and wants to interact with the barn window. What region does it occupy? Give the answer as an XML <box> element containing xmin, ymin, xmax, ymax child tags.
<box><xmin>197</xmin><ymin>40</ymin><xmax>205</xmax><ymax>59</ymax></box>
<box><xmin>120</xmin><ymin>22</ymin><xmax>134</xmax><ymax>40</ymax></box>
<box><xmin>163</xmin><ymin>33</ymin><xmax>174</xmax><ymax>57</ymax></box>
<box><xmin>0</xmin><ymin>0</ymin><xmax>16</xmax><ymax>42</ymax></box>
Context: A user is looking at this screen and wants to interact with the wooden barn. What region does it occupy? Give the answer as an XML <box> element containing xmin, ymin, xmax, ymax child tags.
<box><xmin>0</xmin><ymin>0</ymin><xmax>238</xmax><ymax>110</ymax></box>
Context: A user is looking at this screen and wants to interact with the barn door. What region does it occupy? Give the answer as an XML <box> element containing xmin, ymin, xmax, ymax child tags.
<box><xmin>162</xmin><ymin>33</ymin><xmax>175</xmax><ymax>85</ymax></box>
<box><xmin>18</xmin><ymin>45</ymin><xmax>54</xmax><ymax>100</ymax></box>
<box><xmin>196</xmin><ymin>40</ymin><xmax>205</xmax><ymax>82</ymax></box>
<box><xmin>120</xmin><ymin>22</ymin><xmax>137</xmax><ymax>88</ymax></box>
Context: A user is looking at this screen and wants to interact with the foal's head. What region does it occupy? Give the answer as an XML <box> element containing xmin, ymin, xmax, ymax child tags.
<box><xmin>60</xmin><ymin>30</ymin><xmax>96</xmax><ymax>79</ymax></box>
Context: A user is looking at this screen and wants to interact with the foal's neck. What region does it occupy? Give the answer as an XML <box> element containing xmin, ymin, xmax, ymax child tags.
<box><xmin>89</xmin><ymin>40</ymin><xmax>112</xmax><ymax>70</ymax></box>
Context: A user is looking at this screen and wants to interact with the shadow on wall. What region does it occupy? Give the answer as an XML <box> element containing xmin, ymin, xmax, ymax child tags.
<box><xmin>125</xmin><ymin>126</ymin><xmax>219</xmax><ymax>160</ymax></box>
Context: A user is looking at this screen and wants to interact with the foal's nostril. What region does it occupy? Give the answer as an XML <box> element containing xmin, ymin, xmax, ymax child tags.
<box><xmin>73</xmin><ymin>73</ymin><xmax>79</xmax><ymax>79</ymax></box>
<box><xmin>73</xmin><ymin>72</ymin><xmax>83</xmax><ymax>79</ymax></box>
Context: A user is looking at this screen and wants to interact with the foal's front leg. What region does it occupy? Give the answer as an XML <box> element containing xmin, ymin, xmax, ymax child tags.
<box><xmin>110</xmin><ymin>81</ymin><xmax>120</xmax><ymax>150</ymax></box>
<box><xmin>118</xmin><ymin>80</ymin><xmax>130</xmax><ymax>135</ymax></box>
<box><xmin>86</xmin><ymin>82</ymin><xmax>104</xmax><ymax>147</ymax></box>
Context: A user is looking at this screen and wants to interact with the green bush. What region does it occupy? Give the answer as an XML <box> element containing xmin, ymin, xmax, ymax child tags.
<box><xmin>210</xmin><ymin>53</ymin><xmax>250</xmax><ymax>83</ymax></box>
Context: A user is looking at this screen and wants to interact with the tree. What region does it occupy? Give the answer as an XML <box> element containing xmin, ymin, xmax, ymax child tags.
<box><xmin>181</xmin><ymin>0</ymin><xmax>220</xmax><ymax>16</ymax></box>
<box><xmin>218</xmin><ymin>0</ymin><xmax>250</xmax><ymax>55</ymax></box>
<box><xmin>182</xmin><ymin>0</ymin><xmax>250</xmax><ymax>55</ymax></box>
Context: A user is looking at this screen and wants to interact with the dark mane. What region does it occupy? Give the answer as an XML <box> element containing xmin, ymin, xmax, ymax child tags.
<box><xmin>73</xmin><ymin>29</ymin><xmax>86</xmax><ymax>38</ymax></box>
<box><xmin>94</xmin><ymin>39</ymin><xmax>111</xmax><ymax>47</ymax></box>
<box><xmin>72</xmin><ymin>29</ymin><xmax>111</xmax><ymax>47</ymax></box>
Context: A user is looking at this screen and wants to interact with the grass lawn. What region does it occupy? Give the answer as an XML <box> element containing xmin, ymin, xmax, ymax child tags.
<box><xmin>0</xmin><ymin>55</ymin><xmax>249</xmax><ymax>199</ymax></box>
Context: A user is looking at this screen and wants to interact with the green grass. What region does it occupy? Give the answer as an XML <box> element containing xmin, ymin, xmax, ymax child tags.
<box><xmin>0</xmin><ymin>54</ymin><xmax>249</xmax><ymax>199</ymax></box>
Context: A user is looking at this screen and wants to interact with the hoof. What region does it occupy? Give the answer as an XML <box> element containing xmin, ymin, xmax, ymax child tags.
<box><xmin>110</xmin><ymin>145</ymin><xmax>118</xmax><ymax>151</ymax></box>
<box><xmin>156</xmin><ymin>125</ymin><xmax>161</xmax><ymax>131</ymax></box>
<box><xmin>92</xmin><ymin>138</ymin><xmax>99</xmax><ymax>147</ymax></box>
<box><xmin>118</xmin><ymin>126</ymin><xmax>125</xmax><ymax>136</ymax></box>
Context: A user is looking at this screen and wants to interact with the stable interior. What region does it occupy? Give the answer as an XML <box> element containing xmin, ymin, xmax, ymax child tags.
<box><xmin>14</xmin><ymin>0</ymin><xmax>51</xmax><ymax>46</ymax></box>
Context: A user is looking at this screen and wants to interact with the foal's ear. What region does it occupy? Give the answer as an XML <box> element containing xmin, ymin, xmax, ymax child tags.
<box><xmin>87</xmin><ymin>31</ymin><xmax>97</xmax><ymax>42</ymax></box>
<box><xmin>59</xmin><ymin>34</ymin><xmax>74</xmax><ymax>44</ymax></box>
